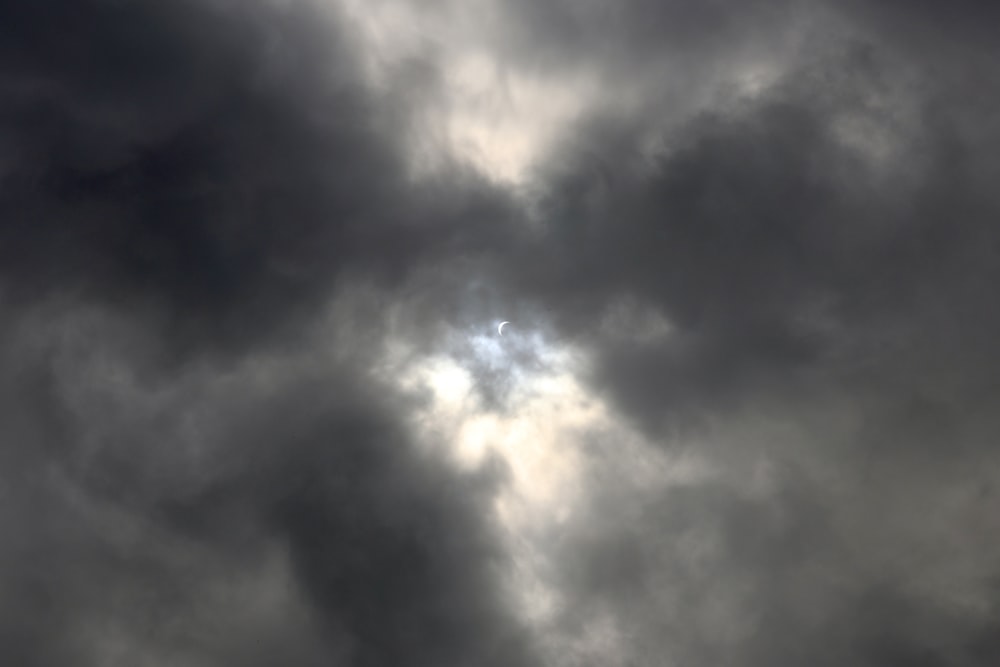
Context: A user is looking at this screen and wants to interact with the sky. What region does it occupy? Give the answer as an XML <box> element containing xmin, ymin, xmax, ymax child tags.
<box><xmin>2</xmin><ymin>0</ymin><xmax>1000</xmax><ymax>665</ymax></box>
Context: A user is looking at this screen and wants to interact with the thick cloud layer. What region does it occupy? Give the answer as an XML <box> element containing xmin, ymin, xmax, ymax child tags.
<box><xmin>2</xmin><ymin>0</ymin><xmax>1000</xmax><ymax>665</ymax></box>
<box><xmin>503</xmin><ymin>3</ymin><xmax>1000</xmax><ymax>665</ymax></box>
<box><xmin>0</xmin><ymin>1</ymin><xmax>530</xmax><ymax>665</ymax></box>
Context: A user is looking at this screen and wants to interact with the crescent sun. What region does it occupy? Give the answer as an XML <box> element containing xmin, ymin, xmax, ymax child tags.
<box><xmin>498</xmin><ymin>321</ymin><xmax>510</xmax><ymax>336</ymax></box>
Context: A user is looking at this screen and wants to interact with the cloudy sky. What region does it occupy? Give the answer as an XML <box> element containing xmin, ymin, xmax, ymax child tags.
<box><xmin>3</xmin><ymin>0</ymin><xmax>1000</xmax><ymax>665</ymax></box>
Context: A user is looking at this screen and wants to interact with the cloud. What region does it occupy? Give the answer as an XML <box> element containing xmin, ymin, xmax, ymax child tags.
<box><xmin>3</xmin><ymin>0</ymin><xmax>1000</xmax><ymax>666</ymax></box>
<box><xmin>0</xmin><ymin>1</ymin><xmax>534</xmax><ymax>665</ymax></box>
<box><xmin>476</xmin><ymin>2</ymin><xmax>1000</xmax><ymax>664</ymax></box>
<box><xmin>0</xmin><ymin>0</ymin><xmax>516</xmax><ymax>357</ymax></box>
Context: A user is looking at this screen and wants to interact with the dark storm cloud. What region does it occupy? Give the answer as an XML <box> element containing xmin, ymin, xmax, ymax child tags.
<box><xmin>5</xmin><ymin>0</ymin><xmax>1000</xmax><ymax>665</ymax></box>
<box><xmin>0</xmin><ymin>0</ymin><xmax>380</xmax><ymax>342</ymax></box>
<box><xmin>510</xmin><ymin>15</ymin><xmax>1000</xmax><ymax>431</ymax></box>
<box><xmin>0</xmin><ymin>0</ymin><xmax>513</xmax><ymax>357</ymax></box>
<box><xmin>0</xmin><ymin>1</ymin><xmax>535</xmax><ymax>665</ymax></box>
<box><xmin>0</xmin><ymin>313</ymin><xmax>535</xmax><ymax>665</ymax></box>
<box><xmin>442</xmin><ymin>1</ymin><xmax>1000</xmax><ymax>665</ymax></box>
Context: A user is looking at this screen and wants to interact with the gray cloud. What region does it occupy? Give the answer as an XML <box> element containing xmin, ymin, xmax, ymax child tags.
<box><xmin>487</xmin><ymin>2</ymin><xmax>1000</xmax><ymax>665</ymax></box>
<box><xmin>0</xmin><ymin>1</ymin><xmax>533</xmax><ymax>665</ymax></box>
<box><xmin>2</xmin><ymin>0</ymin><xmax>1000</xmax><ymax>666</ymax></box>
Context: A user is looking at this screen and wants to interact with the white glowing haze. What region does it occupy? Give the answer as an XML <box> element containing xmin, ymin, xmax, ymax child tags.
<box><xmin>323</xmin><ymin>0</ymin><xmax>752</xmax><ymax>657</ymax></box>
<box><xmin>370</xmin><ymin>313</ymin><xmax>715</xmax><ymax>664</ymax></box>
<box><xmin>334</xmin><ymin>0</ymin><xmax>599</xmax><ymax>184</ymax></box>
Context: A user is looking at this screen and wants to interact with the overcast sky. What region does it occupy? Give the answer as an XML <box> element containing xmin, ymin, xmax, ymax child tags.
<box><xmin>2</xmin><ymin>1</ymin><xmax>1000</xmax><ymax>665</ymax></box>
